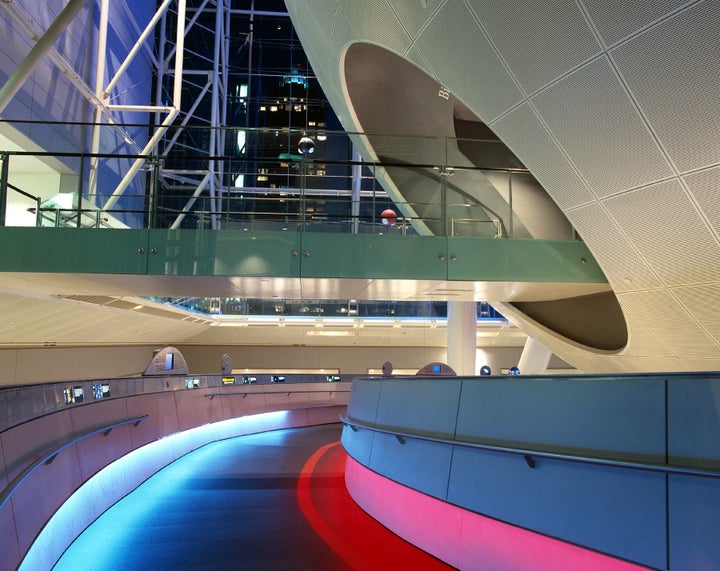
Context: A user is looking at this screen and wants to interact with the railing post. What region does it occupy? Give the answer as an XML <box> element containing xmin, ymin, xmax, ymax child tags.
<box><xmin>371</xmin><ymin>162</ymin><xmax>376</xmax><ymax>232</ymax></box>
<box><xmin>508</xmin><ymin>170</ymin><xmax>513</xmax><ymax>238</ymax></box>
<box><xmin>35</xmin><ymin>196</ymin><xmax>42</xmax><ymax>227</ymax></box>
<box><xmin>147</xmin><ymin>155</ymin><xmax>160</xmax><ymax>229</ymax></box>
<box><xmin>351</xmin><ymin>145</ymin><xmax>362</xmax><ymax>234</ymax></box>
<box><xmin>440</xmin><ymin>169</ymin><xmax>448</xmax><ymax>237</ymax></box>
<box><xmin>76</xmin><ymin>153</ymin><xmax>85</xmax><ymax>228</ymax></box>
<box><xmin>443</xmin><ymin>136</ymin><xmax>449</xmax><ymax>236</ymax></box>
<box><xmin>225</xmin><ymin>156</ymin><xmax>232</xmax><ymax>229</ymax></box>
<box><xmin>298</xmin><ymin>158</ymin><xmax>306</xmax><ymax>230</ymax></box>
<box><xmin>0</xmin><ymin>152</ymin><xmax>8</xmax><ymax>227</ymax></box>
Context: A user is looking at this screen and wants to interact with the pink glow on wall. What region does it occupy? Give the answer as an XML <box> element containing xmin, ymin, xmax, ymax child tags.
<box><xmin>345</xmin><ymin>456</ymin><xmax>651</xmax><ymax>571</ymax></box>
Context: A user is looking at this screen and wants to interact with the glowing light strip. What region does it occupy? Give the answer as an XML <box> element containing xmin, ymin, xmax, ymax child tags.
<box><xmin>296</xmin><ymin>442</ymin><xmax>376</xmax><ymax>571</ymax></box>
<box><xmin>344</xmin><ymin>457</ymin><xmax>650</xmax><ymax>571</ymax></box>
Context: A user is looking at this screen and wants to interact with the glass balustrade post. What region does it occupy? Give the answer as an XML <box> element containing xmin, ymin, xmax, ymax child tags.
<box><xmin>372</xmin><ymin>163</ymin><xmax>376</xmax><ymax>233</ymax></box>
<box><xmin>76</xmin><ymin>153</ymin><xmax>85</xmax><ymax>228</ymax></box>
<box><xmin>73</xmin><ymin>192</ymin><xmax>83</xmax><ymax>228</ymax></box>
<box><xmin>0</xmin><ymin>152</ymin><xmax>9</xmax><ymax>227</ymax></box>
<box><xmin>147</xmin><ymin>155</ymin><xmax>160</xmax><ymax>229</ymax></box>
<box><xmin>298</xmin><ymin>158</ymin><xmax>306</xmax><ymax>230</ymax></box>
<box><xmin>298</xmin><ymin>134</ymin><xmax>314</xmax><ymax>231</ymax></box>
<box><xmin>225</xmin><ymin>157</ymin><xmax>232</xmax><ymax>229</ymax></box>
<box><xmin>439</xmin><ymin>167</ymin><xmax>448</xmax><ymax>237</ymax></box>
<box><xmin>351</xmin><ymin>145</ymin><xmax>362</xmax><ymax>234</ymax></box>
<box><xmin>508</xmin><ymin>170</ymin><xmax>513</xmax><ymax>238</ymax></box>
<box><xmin>444</xmin><ymin>136</ymin><xmax>449</xmax><ymax>237</ymax></box>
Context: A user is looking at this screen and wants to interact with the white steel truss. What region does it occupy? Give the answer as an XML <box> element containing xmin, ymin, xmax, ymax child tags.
<box><xmin>0</xmin><ymin>0</ymin><xmax>238</xmax><ymax>229</ymax></box>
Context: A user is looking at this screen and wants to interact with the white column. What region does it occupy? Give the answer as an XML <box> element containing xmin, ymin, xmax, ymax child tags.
<box><xmin>517</xmin><ymin>336</ymin><xmax>552</xmax><ymax>375</ymax></box>
<box><xmin>447</xmin><ymin>301</ymin><xmax>477</xmax><ymax>376</ymax></box>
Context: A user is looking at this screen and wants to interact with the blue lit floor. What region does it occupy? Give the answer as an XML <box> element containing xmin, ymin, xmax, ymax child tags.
<box><xmin>53</xmin><ymin>424</ymin><xmax>352</xmax><ymax>571</ymax></box>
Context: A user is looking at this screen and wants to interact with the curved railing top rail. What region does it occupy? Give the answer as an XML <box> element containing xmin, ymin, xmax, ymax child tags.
<box><xmin>0</xmin><ymin>374</ymin><xmax>355</xmax><ymax>435</ymax></box>
<box><xmin>0</xmin><ymin>415</ymin><xmax>148</xmax><ymax>512</ymax></box>
<box><xmin>204</xmin><ymin>388</ymin><xmax>351</xmax><ymax>399</ymax></box>
<box><xmin>340</xmin><ymin>415</ymin><xmax>720</xmax><ymax>479</ymax></box>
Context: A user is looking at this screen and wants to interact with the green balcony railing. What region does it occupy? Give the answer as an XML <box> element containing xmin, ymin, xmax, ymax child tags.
<box><xmin>0</xmin><ymin>122</ymin><xmax>575</xmax><ymax>241</ymax></box>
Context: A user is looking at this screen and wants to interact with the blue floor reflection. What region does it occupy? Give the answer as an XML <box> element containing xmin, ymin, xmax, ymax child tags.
<box><xmin>53</xmin><ymin>424</ymin><xmax>350</xmax><ymax>571</ymax></box>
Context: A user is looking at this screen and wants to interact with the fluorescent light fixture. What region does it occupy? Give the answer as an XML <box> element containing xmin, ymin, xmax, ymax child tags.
<box><xmin>306</xmin><ymin>330</ymin><xmax>354</xmax><ymax>337</ymax></box>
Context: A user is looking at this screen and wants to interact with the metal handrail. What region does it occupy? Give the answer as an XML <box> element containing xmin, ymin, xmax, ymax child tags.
<box><xmin>205</xmin><ymin>389</ymin><xmax>351</xmax><ymax>399</ymax></box>
<box><xmin>7</xmin><ymin>182</ymin><xmax>40</xmax><ymax>202</ymax></box>
<box><xmin>340</xmin><ymin>415</ymin><xmax>720</xmax><ymax>479</ymax></box>
<box><xmin>0</xmin><ymin>415</ymin><xmax>148</xmax><ymax>511</ymax></box>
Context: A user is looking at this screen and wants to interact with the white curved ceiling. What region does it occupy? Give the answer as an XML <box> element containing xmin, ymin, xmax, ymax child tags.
<box><xmin>286</xmin><ymin>0</ymin><xmax>720</xmax><ymax>372</ymax></box>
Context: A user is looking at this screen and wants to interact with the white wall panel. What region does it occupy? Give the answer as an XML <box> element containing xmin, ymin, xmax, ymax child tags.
<box><xmin>565</xmin><ymin>201</ymin><xmax>663</xmax><ymax>292</ymax></box>
<box><xmin>467</xmin><ymin>0</ymin><xmax>600</xmax><ymax>94</ymax></box>
<box><xmin>343</xmin><ymin>0</ymin><xmax>412</xmax><ymax>56</ymax></box>
<box><xmin>531</xmin><ymin>56</ymin><xmax>672</xmax><ymax>197</ymax></box>
<box><xmin>671</xmin><ymin>284</ymin><xmax>720</xmax><ymax>343</ymax></box>
<box><xmin>603</xmin><ymin>179</ymin><xmax>720</xmax><ymax>287</ymax></box>
<box><xmin>618</xmin><ymin>289</ymin><xmax>717</xmax><ymax>356</ymax></box>
<box><xmin>414</xmin><ymin>1</ymin><xmax>522</xmax><ymax>122</ymax></box>
<box><xmin>610</xmin><ymin>1</ymin><xmax>720</xmax><ymax>173</ymax></box>
<box><xmin>683</xmin><ymin>165</ymin><xmax>720</xmax><ymax>236</ymax></box>
<box><xmin>491</xmin><ymin>103</ymin><xmax>596</xmax><ymax>210</ymax></box>
<box><xmin>581</xmin><ymin>0</ymin><xmax>690</xmax><ymax>46</ymax></box>
<box><xmin>389</xmin><ymin>0</ymin><xmax>445</xmax><ymax>41</ymax></box>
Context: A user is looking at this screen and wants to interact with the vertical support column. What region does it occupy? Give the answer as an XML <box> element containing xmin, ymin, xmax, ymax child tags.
<box><xmin>447</xmin><ymin>301</ymin><xmax>477</xmax><ymax>376</ymax></box>
<box><xmin>517</xmin><ymin>336</ymin><xmax>552</xmax><ymax>375</ymax></box>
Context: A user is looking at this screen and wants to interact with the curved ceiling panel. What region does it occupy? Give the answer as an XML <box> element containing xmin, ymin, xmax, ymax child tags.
<box><xmin>286</xmin><ymin>0</ymin><xmax>720</xmax><ymax>372</ymax></box>
<box><xmin>342</xmin><ymin>42</ymin><xmax>571</xmax><ymax>241</ymax></box>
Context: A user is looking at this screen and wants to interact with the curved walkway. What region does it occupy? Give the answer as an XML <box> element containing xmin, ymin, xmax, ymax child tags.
<box><xmin>53</xmin><ymin>423</ymin><xmax>453</xmax><ymax>570</ymax></box>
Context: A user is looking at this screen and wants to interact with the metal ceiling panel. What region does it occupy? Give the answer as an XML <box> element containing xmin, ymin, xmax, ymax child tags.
<box><xmin>389</xmin><ymin>0</ymin><xmax>445</xmax><ymax>41</ymax></box>
<box><xmin>610</xmin><ymin>0</ymin><xmax>720</xmax><ymax>173</ymax></box>
<box><xmin>414</xmin><ymin>0</ymin><xmax>522</xmax><ymax>123</ymax></box>
<box><xmin>603</xmin><ymin>179</ymin><xmax>720</xmax><ymax>287</ymax></box>
<box><xmin>491</xmin><ymin>103</ymin><xmax>596</xmax><ymax>210</ymax></box>
<box><xmin>580</xmin><ymin>0</ymin><xmax>690</xmax><ymax>46</ymax></box>
<box><xmin>343</xmin><ymin>0</ymin><xmax>412</xmax><ymax>56</ymax></box>
<box><xmin>683</xmin><ymin>166</ymin><xmax>720</xmax><ymax>237</ymax></box>
<box><xmin>467</xmin><ymin>0</ymin><xmax>601</xmax><ymax>94</ymax></box>
<box><xmin>530</xmin><ymin>56</ymin><xmax>672</xmax><ymax>198</ymax></box>
<box><xmin>565</xmin><ymin>202</ymin><xmax>663</xmax><ymax>292</ymax></box>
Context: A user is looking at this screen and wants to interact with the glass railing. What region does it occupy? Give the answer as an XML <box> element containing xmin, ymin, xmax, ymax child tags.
<box><xmin>0</xmin><ymin>121</ymin><xmax>576</xmax><ymax>240</ymax></box>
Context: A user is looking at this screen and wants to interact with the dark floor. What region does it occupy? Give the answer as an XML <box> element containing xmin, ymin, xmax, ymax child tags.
<box><xmin>53</xmin><ymin>423</ymin><xmax>455</xmax><ymax>570</ymax></box>
<box><xmin>53</xmin><ymin>424</ymin><xmax>354</xmax><ymax>571</ymax></box>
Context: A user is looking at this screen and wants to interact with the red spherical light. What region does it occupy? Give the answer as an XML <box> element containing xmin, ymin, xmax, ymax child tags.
<box><xmin>381</xmin><ymin>209</ymin><xmax>397</xmax><ymax>226</ymax></box>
